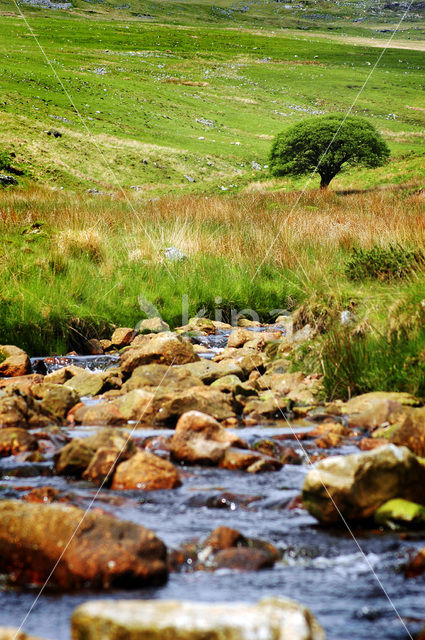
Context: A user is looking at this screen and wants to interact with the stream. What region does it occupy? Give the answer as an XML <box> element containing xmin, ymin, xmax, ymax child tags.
<box><xmin>0</xmin><ymin>330</ymin><xmax>424</xmax><ymax>639</ymax></box>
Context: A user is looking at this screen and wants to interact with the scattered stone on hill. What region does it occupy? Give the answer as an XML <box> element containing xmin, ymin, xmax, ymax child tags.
<box><xmin>164</xmin><ymin>246</ymin><xmax>187</xmax><ymax>262</ymax></box>
<box><xmin>170</xmin><ymin>410</ymin><xmax>246</xmax><ymax>465</ymax></box>
<box><xmin>46</xmin><ymin>129</ymin><xmax>62</xmax><ymax>138</ymax></box>
<box><xmin>0</xmin><ymin>500</ymin><xmax>167</xmax><ymax>589</ymax></box>
<box><xmin>0</xmin><ymin>345</ymin><xmax>30</xmax><ymax>377</ymax></box>
<box><xmin>302</xmin><ymin>445</ymin><xmax>425</xmax><ymax>524</ymax></box>
<box><xmin>0</xmin><ymin>174</ymin><xmax>17</xmax><ymax>186</ymax></box>
<box><xmin>111</xmin><ymin>451</ymin><xmax>182</xmax><ymax>490</ymax></box>
<box><xmin>71</xmin><ymin>597</ymin><xmax>325</xmax><ymax>640</ymax></box>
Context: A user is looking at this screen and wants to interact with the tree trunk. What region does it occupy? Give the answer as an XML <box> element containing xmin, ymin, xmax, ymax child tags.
<box><xmin>320</xmin><ymin>175</ymin><xmax>330</xmax><ymax>189</ymax></box>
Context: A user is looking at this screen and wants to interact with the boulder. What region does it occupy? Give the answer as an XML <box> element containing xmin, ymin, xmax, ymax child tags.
<box><xmin>333</xmin><ymin>392</ymin><xmax>418</xmax><ymax>431</ymax></box>
<box><xmin>111</xmin><ymin>451</ymin><xmax>181</xmax><ymax>491</ymax></box>
<box><xmin>122</xmin><ymin>363</ymin><xmax>203</xmax><ymax>393</ymax></box>
<box><xmin>55</xmin><ymin>429</ymin><xmax>135</xmax><ymax>479</ymax></box>
<box><xmin>302</xmin><ymin>445</ymin><xmax>425</xmax><ymax>524</ymax></box>
<box><xmin>170</xmin><ymin>411</ymin><xmax>247</xmax><ymax>465</ymax></box>
<box><xmin>44</xmin><ymin>365</ymin><xmax>84</xmax><ymax>385</ymax></box>
<box><xmin>120</xmin><ymin>334</ymin><xmax>199</xmax><ymax>375</ymax></box>
<box><xmin>156</xmin><ymin>387</ymin><xmax>235</xmax><ymax>423</ymax></box>
<box><xmin>0</xmin><ymin>391</ymin><xmax>29</xmax><ymax>427</ymax></box>
<box><xmin>0</xmin><ymin>374</ymin><xmax>44</xmax><ymax>394</ymax></box>
<box><xmin>219</xmin><ymin>448</ymin><xmax>282</xmax><ymax>472</ymax></box>
<box><xmin>0</xmin><ymin>500</ymin><xmax>167</xmax><ymax>589</ymax></box>
<box><xmin>65</xmin><ymin>371</ymin><xmax>105</xmax><ymax>397</ymax></box>
<box><xmin>0</xmin><ymin>345</ymin><xmax>30</xmax><ymax>377</ymax></box>
<box><xmin>71</xmin><ymin>402</ymin><xmax>125</xmax><ymax>426</ymax></box>
<box><xmin>110</xmin><ymin>327</ymin><xmax>136</xmax><ymax>348</ymax></box>
<box><xmin>390</xmin><ymin>407</ymin><xmax>425</xmax><ymax>456</ymax></box>
<box><xmin>137</xmin><ymin>317</ymin><xmax>170</xmax><ymax>334</ymax></box>
<box><xmin>113</xmin><ymin>389</ymin><xmax>157</xmax><ymax>423</ymax></box>
<box><xmin>178</xmin><ymin>360</ymin><xmax>243</xmax><ymax>383</ymax></box>
<box><xmin>228</xmin><ymin>328</ymin><xmax>255</xmax><ymax>348</ymax></box>
<box><xmin>0</xmin><ymin>428</ymin><xmax>37</xmax><ymax>456</ymax></box>
<box><xmin>31</xmin><ymin>383</ymin><xmax>80</xmax><ymax>420</ymax></box>
<box><xmin>213</xmin><ymin>548</ymin><xmax>274</xmax><ymax>571</ymax></box>
<box><xmin>71</xmin><ymin>597</ymin><xmax>325</xmax><ymax>640</ymax></box>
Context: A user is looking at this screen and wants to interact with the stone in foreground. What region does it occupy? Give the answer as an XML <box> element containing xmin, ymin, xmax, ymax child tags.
<box><xmin>302</xmin><ymin>445</ymin><xmax>425</xmax><ymax>524</ymax></box>
<box><xmin>71</xmin><ymin>597</ymin><xmax>325</xmax><ymax>640</ymax></box>
<box><xmin>0</xmin><ymin>501</ymin><xmax>167</xmax><ymax>589</ymax></box>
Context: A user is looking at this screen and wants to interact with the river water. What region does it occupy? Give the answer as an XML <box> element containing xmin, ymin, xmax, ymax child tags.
<box><xmin>0</xmin><ymin>334</ymin><xmax>424</xmax><ymax>639</ymax></box>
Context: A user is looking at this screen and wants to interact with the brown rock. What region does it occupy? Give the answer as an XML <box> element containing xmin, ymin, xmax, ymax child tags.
<box><xmin>203</xmin><ymin>526</ymin><xmax>246</xmax><ymax>551</ymax></box>
<box><xmin>83</xmin><ymin>447</ymin><xmax>127</xmax><ymax>487</ymax></box>
<box><xmin>0</xmin><ymin>628</ymin><xmax>50</xmax><ymax>640</ymax></box>
<box><xmin>219</xmin><ymin>448</ymin><xmax>282</xmax><ymax>472</ymax></box>
<box><xmin>0</xmin><ymin>428</ymin><xmax>37</xmax><ymax>456</ymax></box>
<box><xmin>31</xmin><ymin>383</ymin><xmax>80</xmax><ymax>420</ymax></box>
<box><xmin>170</xmin><ymin>411</ymin><xmax>247</xmax><ymax>465</ymax></box>
<box><xmin>390</xmin><ymin>407</ymin><xmax>425</xmax><ymax>457</ymax></box>
<box><xmin>56</xmin><ymin>429</ymin><xmax>135</xmax><ymax>478</ymax></box>
<box><xmin>111</xmin><ymin>327</ymin><xmax>136</xmax><ymax>348</ymax></box>
<box><xmin>113</xmin><ymin>389</ymin><xmax>157</xmax><ymax>423</ymax></box>
<box><xmin>0</xmin><ymin>374</ymin><xmax>44</xmax><ymax>394</ymax></box>
<box><xmin>178</xmin><ymin>360</ymin><xmax>243</xmax><ymax>384</ymax></box>
<box><xmin>157</xmin><ymin>387</ymin><xmax>235</xmax><ymax>424</ymax></box>
<box><xmin>0</xmin><ymin>391</ymin><xmax>29</xmax><ymax>427</ymax></box>
<box><xmin>358</xmin><ymin>437</ymin><xmax>390</xmax><ymax>451</ymax></box>
<box><xmin>112</xmin><ymin>451</ymin><xmax>181</xmax><ymax>491</ymax></box>
<box><xmin>122</xmin><ymin>364</ymin><xmax>203</xmax><ymax>394</ymax></box>
<box><xmin>0</xmin><ymin>346</ymin><xmax>30</xmax><ymax>377</ymax></box>
<box><xmin>137</xmin><ymin>317</ymin><xmax>170</xmax><ymax>334</ymax></box>
<box><xmin>121</xmin><ymin>334</ymin><xmax>199</xmax><ymax>375</ymax></box>
<box><xmin>0</xmin><ymin>500</ymin><xmax>167</xmax><ymax>589</ymax></box>
<box><xmin>213</xmin><ymin>548</ymin><xmax>274</xmax><ymax>571</ymax></box>
<box><xmin>227</xmin><ymin>328</ymin><xmax>255</xmax><ymax>349</ymax></box>
<box><xmin>44</xmin><ymin>365</ymin><xmax>84</xmax><ymax>385</ymax></box>
<box><xmin>72</xmin><ymin>402</ymin><xmax>125</xmax><ymax>426</ymax></box>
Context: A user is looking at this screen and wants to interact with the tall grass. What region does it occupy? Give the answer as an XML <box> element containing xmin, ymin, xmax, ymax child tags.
<box><xmin>1</xmin><ymin>185</ymin><xmax>424</xmax><ymax>355</ymax></box>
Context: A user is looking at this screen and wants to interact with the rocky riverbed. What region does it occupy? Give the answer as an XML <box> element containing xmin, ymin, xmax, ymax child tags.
<box><xmin>1</xmin><ymin>316</ymin><xmax>425</xmax><ymax>639</ymax></box>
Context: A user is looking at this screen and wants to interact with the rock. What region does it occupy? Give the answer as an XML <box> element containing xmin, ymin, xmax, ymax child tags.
<box><xmin>111</xmin><ymin>451</ymin><xmax>181</xmax><ymax>490</ymax></box>
<box><xmin>71</xmin><ymin>597</ymin><xmax>325</xmax><ymax>640</ymax></box>
<box><xmin>164</xmin><ymin>247</ymin><xmax>187</xmax><ymax>262</ymax></box>
<box><xmin>179</xmin><ymin>360</ymin><xmax>243</xmax><ymax>383</ymax></box>
<box><xmin>0</xmin><ymin>428</ymin><xmax>37</xmax><ymax>456</ymax></box>
<box><xmin>406</xmin><ymin>548</ymin><xmax>425</xmax><ymax>578</ymax></box>
<box><xmin>113</xmin><ymin>389</ymin><xmax>157</xmax><ymax>423</ymax></box>
<box><xmin>213</xmin><ymin>548</ymin><xmax>274</xmax><ymax>571</ymax></box>
<box><xmin>0</xmin><ymin>629</ymin><xmax>49</xmax><ymax>640</ymax></box>
<box><xmin>0</xmin><ymin>345</ymin><xmax>30</xmax><ymax>377</ymax></box>
<box><xmin>31</xmin><ymin>383</ymin><xmax>80</xmax><ymax>420</ymax></box>
<box><xmin>0</xmin><ymin>500</ymin><xmax>167</xmax><ymax>589</ymax></box>
<box><xmin>156</xmin><ymin>387</ymin><xmax>235</xmax><ymax>423</ymax></box>
<box><xmin>170</xmin><ymin>411</ymin><xmax>247</xmax><ymax>465</ymax></box>
<box><xmin>72</xmin><ymin>402</ymin><xmax>125</xmax><ymax>426</ymax></box>
<box><xmin>86</xmin><ymin>338</ymin><xmax>104</xmax><ymax>355</ymax></box>
<box><xmin>302</xmin><ymin>445</ymin><xmax>425</xmax><ymax>524</ymax></box>
<box><xmin>203</xmin><ymin>526</ymin><xmax>246</xmax><ymax>550</ymax></box>
<box><xmin>137</xmin><ymin>317</ymin><xmax>170</xmax><ymax>333</ymax></box>
<box><xmin>45</xmin><ymin>365</ymin><xmax>84</xmax><ymax>385</ymax></box>
<box><xmin>122</xmin><ymin>363</ymin><xmax>203</xmax><ymax>393</ymax></box>
<box><xmin>0</xmin><ymin>391</ymin><xmax>29</xmax><ymax>428</ymax></box>
<box><xmin>120</xmin><ymin>334</ymin><xmax>199</xmax><ymax>375</ymax></box>
<box><xmin>56</xmin><ymin>429</ymin><xmax>134</xmax><ymax>478</ymax></box>
<box><xmin>374</xmin><ymin>498</ymin><xmax>425</xmax><ymax>528</ymax></box>
<box><xmin>65</xmin><ymin>371</ymin><xmax>105</xmax><ymax>397</ymax></box>
<box><xmin>0</xmin><ymin>374</ymin><xmax>44</xmax><ymax>394</ymax></box>
<box><xmin>0</xmin><ymin>174</ymin><xmax>18</xmax><ymax>186</ymax></box>
<box><xmin>390</xmin><ymin>407</ymin><xmax>425</xmax><ymax>456</ymax></box>
<box><xmin>243</xmin><ymin>393</ymin><xmax>290</xmax><ymax>421</ymax></box>
<box><xmin>228</xmin><ymin>328</ymin><xmax>255</xmax><ymax>348</ymax></box>
<box><xmin>110</xmin><ymin>327</ymin><xmax>136</xmax><ymax>348</ymax></box>
<box><xmin>333</xmin><ymin>391</ymin><xmax>419</xmax><ymax>430</ymax></box>
<box><xmin>219</xmin><ymin>448</ymin><xmax>282</xmax><ymax>472</ymax></box>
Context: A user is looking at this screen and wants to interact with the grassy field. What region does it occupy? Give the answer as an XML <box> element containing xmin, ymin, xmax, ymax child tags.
<box><xmin>1</xmin><ymin>1</ymin><xmax>425</xmax><ymax>397</ymax></box>
<box><xmin>0</xmin><ymin>3</ymin><xmax>424</xmax><ymax>193</ymax></box>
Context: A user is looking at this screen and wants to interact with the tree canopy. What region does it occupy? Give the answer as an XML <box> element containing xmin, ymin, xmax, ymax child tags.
<box><xmin>269</xmin><ymin>114</ymin><xmax>390</xmax><ymax>189</ymax></box>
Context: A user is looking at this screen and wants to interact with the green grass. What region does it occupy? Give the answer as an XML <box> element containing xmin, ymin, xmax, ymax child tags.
<box><xmin>0</xmin><ymin>5</ymin><xmax>424</xmax><ymax>194</ymax></box>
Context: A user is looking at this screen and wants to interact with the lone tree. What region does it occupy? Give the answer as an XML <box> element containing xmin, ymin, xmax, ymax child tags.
<box><xmin>269</xmin><ymin>114</ymin><xmax>390</xmax><ymax>189</ymax></box>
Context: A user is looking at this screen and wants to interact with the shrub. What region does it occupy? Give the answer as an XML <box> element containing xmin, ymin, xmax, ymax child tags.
<box><xmin>345</xmin><ymin>244</ymin><xmax>425</xmax><ymax>282</ymax></box>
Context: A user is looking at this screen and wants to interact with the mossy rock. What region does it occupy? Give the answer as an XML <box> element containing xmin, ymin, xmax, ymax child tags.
<box><xmin>374</xmin><ymin>498</ymin><xmax>425</xmax><ymax>529</ymax></box>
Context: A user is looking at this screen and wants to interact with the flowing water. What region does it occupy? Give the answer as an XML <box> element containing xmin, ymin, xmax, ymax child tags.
<box><xmin>1</xmin><ymin>331</ymin><xmax>424</xmax><ymax>639</ymax></box>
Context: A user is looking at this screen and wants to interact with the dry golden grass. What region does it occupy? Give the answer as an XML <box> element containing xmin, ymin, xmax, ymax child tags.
<box><xmin>2</xmin><ymin>184</ymin><xmax>424</xmax><ymax>270</ymax></box>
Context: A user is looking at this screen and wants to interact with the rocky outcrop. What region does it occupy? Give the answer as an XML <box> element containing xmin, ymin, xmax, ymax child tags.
<box><xmin>302</xmin><ymin>445</ymin><xmax>425</xmax><ymax>524</ymax></box>
<box><xmin>0</xmin><ymin>346</ymin><xmax>30</xmax><ymax>377</ymax></box>
<box><xmin>0</xmin><ymin>500</ymin><xmax>167</xmax><ymax>589</ymax></box>
<box><xmin>71</xmin><ymin>597</ymin><xmax>325</xmax><ymax>640</ymax></box>
<box><xmin>111</xmin><ymin>451</ymin><xmax>182</xmax><ymax>490</ymax></box>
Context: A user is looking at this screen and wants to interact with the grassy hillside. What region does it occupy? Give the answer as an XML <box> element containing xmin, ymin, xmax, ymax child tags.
<box><xmin>0</xmin><ymin>4</ymin><xmax>424</xmax><ymax>194</ymax></box>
